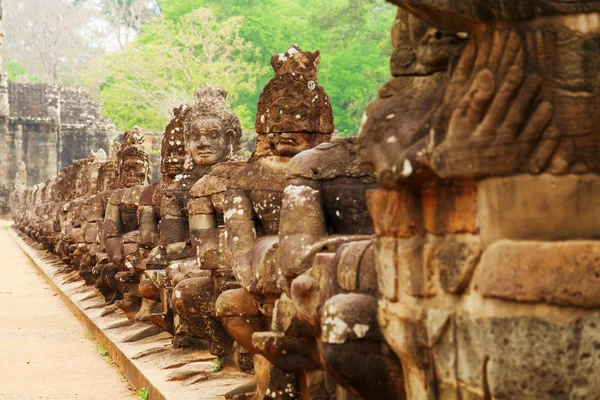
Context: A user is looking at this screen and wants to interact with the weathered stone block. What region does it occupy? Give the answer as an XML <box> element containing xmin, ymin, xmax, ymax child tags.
<box><xmin>421</xmin><ymin>181</ymin><xmax>478</xmax><ymax>235</ymax></box>
<box><xmin>122</xmin><ymin>230</ymin><xmax>139</xmax><ymax>244</ymax></box>
<box><xmin>84</xmin><ymin>224</ymin><xmax>98</xmax><ymax>244</ymax></box>
<box><xmin>453</xmin><ymin>314</ymin><xmax>600</xmax><ymax>399</ymax></box>
<box><xmin>367</xmin><ymin>188</ymin><xmax>422</xmax><ymax>238</ymax></box>
<box><xmin>122</xmin><ymin>243</ymin><xmax>138</xmax><ymax>257</ymax></box>
<box><xmin>378</xmin><ymin>301</ymin><xmax>432</xmax><ymax>399</ymax></box>
<box><xmin>336</xmin><ymin>241</ymin><xmax>371</xmax><ymax>292</ymax></box>
<box><xmin>435</xmin><ymin>234</ymin><xmax>481</xmax><ymax>294</ymax></box>
<box><xmin>160</xmin><ymin>194</ymin><xmax>185</xmax><ymax>218</ymax></box>
<box><xmin>398</xmin><ymin>236</ymin><xmax>437</xmax><ymax>298</ymax></box>
<box><xmin>374</xmin><ymin>237</ymin><xmax>399</xmax><ymax>301</ymax></box>
<box><xmin>321</xmin><ymin>293</ymin><xmax>380</xmax><ymax>344</ymax></box>
<box><xmin>478</xmin><ymin>174</ymin><xmax>600</xmax><ymax>246</ymax></box>
<box><xmin>253</xmin><ymin>354</ymin><xmax>297</xmax><ymax>400</ymax></box>
<box><xmin>187</xmin><ymin>197</ymin><xmax>214</xmax><ymax>215</ymax></box>
<box><xmin>189</xmin><ymin>175</ymin><xmax>228</xmax><ymax>198</ymax></box>
<box><xmin>477</xmin><ymin>240</ymin><xmax>600</xmax><ymax>308</ymax></box>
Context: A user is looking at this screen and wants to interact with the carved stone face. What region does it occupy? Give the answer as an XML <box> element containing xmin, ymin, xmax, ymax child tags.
<box><xmin>163</xmin><ymin>141</ymin><xmax>186</xmax><ymax>177</ymax></box>
<box><xmin>391</xmin><ymin>9</ymin><xmax>466</xmax><ymax>76</ymax></box>
<box><xmin>161</xmin><ymin>106</ymin><xmax>187</xmax><ymax>177</ymax></box>
<box><xmin>87</xmin><ymin>159</ymin><xmax>108</xmax><ymax>195</ymax></box>
<box><xmin>408</xmin><ymin>14</ymin><xmax>465</xmax><ymax>71</ymax></box>
<box><xmin>269</xmin><ymin>132</ymin><xmax>313</xmax><ymax>157</ymax></box>
<box><xmin>120</xmin><ymin>158</ymin><xmax>147</xmax><ymax>188</ymax></box>
<box><xmin>89</xmin><ymin>167</ymin><xmax>100</xmax><ymax>194</ymax></box>
<box><xmin>187</xmin><ymin>118</ymin><xmax>229</xmax><ymax>166</ymax></box>
<box><xmin>98</xmin><ymin>165</ymin><xmax>116</xmax><ymax>191</ymax></box>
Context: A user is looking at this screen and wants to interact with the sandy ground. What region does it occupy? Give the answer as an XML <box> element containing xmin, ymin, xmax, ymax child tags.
<box><xmin>0</xmin><ymin>221</ymin><xmax>137</xmax><ymax>400</ymax></box>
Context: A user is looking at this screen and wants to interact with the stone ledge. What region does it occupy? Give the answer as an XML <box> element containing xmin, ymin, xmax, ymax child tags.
<box><xmin>9</xmin><ymin>228</ymin><xmax>252</xmax><ymax>400</ymax></box>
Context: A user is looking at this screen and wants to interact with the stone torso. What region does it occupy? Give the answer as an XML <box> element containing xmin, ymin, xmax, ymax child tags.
<box><xmin>230</xmin><ymin>157</ymin><xmax>290</xmax><ymax>236</ymax></box>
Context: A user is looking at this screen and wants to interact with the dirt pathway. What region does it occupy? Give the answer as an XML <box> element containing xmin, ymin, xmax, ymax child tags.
<box><xmin>0</xmin><ymin>222</ymin><xmax>137</xmax><ymax>400</ymax></box>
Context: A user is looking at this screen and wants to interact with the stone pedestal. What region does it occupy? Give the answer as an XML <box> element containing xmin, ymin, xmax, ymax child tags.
<box><xmin>371</xmin><ymin>174</ymin><xmax>600</xmax><ymax>399</ymax></box>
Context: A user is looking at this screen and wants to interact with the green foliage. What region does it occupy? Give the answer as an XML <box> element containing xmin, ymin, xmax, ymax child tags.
<box><xmin>5</xmin><ymin>61</ymin><xmax>42</xmax><ymax>82</ymax></box>
<box><xmin>79</xmin><ymin>0</ymin><xmax>395</xmax><ymax>135</ymax></box>
<box><xmin>84</xmin><ymin>330</ymin><xmax>94</xmax><ymax>340</ymax></box>
<box><xmin>78</xmin><ymin>8</ymin><xmax>266</xmax><ymax>131</ymax></box>
<box><xmin>96</xmin><ymin>343</ymin><xmax>109</xmax><ymax>357</ymax></box>
<box><xmin>136</xmin><ymin>387</ymin><xmax>149</xmax><ymax>400</ymax></box>
<box><xmin>211</xmin><ymin>359</ymin><xmax>223</xmax><ymax>372</ymax></box>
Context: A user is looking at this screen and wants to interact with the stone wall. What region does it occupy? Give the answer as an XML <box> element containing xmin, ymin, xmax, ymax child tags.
<box><xmin>0</xmin><ymin>81</ymin><xmax>114</xmax><ymax>213</ymax></box>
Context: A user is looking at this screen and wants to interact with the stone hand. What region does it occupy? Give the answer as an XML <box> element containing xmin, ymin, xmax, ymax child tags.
<box><xmin>426</xmin><ymin>29</ymin><xmax>559</xmax><ymax>178</ymax></box>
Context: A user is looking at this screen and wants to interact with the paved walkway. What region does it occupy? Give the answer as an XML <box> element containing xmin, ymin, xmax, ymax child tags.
<box><xmin>0</xmin><ymin>222</ymin><xmax>136</xmax><ymax>400</ymax></box>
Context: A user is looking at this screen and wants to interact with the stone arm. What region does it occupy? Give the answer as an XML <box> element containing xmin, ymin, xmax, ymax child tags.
<box><xmin>280</xmin><ymin>179</ymin><xmax>374</xmax><ymax>282</ymax></box>
<box><xmin>187</xmin><ymin>195</ymin><xmax>220</xmax><ymax>270</ymax></box>
<box><xmin>279</xmin><ymin>181</ymin><xmax>327</xmax><ymax>281</ymax></box>
<box><xmin>159</xmin><ymin>191</ymin><xmax>189</xmax><ymax>257</ymax></box>
<box><xmin>224</xmin><ymin>188</ymin><xmax>257</xmax><ymax>292</ymax></box>
<box><xmin>375</xmin><ymin>29</ymin><xmax>560</xmax><ymax>184</ymax></box>
<box><xmin>103</xmin><ymin>193</ymin><xmax>124</xmax><ymax>267</ymax></box>
<box><xmin>138</xmin><ymin>185</ymin><xmax>158</xmax><ymax>249</ymax></box>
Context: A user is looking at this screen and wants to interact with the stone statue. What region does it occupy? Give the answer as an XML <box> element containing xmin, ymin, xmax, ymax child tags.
<box><xmin>99</xmin><ymin>127</ymin><xmax>150</xmax><ymax>306</ymax></box>
<box><xmin>53</xmin><ymin>170</ymin><xmax>73</xmax><ymax>264</ymax></box>
<box><xmin>249</xmin><ymin>137</ymin><xmax>406</xmax><ymax>399</ymax></box>
<box><xmin>138</xmin><ymin>105</ymin><xmax>188</xmax><ymax>265</ymax></box>
<box><xmin>86</xmin><ymin>142</ymin><xmax>121</xmax><ymax>279</ymax></box>
<box><xmin>70</xmin><ymin>155</ymin><xmax>103</xmax><ymax>271</ymax></box>
<box><xmin>135</xmin><ymin>105</ymin><xmax>188</xmax><ymax>331</ymax></box>
<box><xmin>56</xmin><ymin>159</ymin><xmax>90</xmax><ymax>266</ymax></box>
<box><xmin>214</xmin><ymin>45</ymin><xmax>333</xmax><ymax>398</ymax></box>
<box><xmin>360</xmin><ymin>1</ymin><xmax>600</xmax><ymax>399</ymax></box>
<box><xmin>37</xmin><ymin>178</ymin><xmax>57</xmax><ymax>251</ymax></box>
<box><xmin>77</xmin><ymin>149</ymin><xmax>109</xmax><ymax>284</ymax></box>
<box><xmin>164</xmin><ymin>87</ymin><xmax>244</xmax><ymax>356</ymax></box>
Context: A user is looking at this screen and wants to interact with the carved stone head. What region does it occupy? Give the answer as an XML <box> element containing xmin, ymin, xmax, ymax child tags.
<box><xmin>256</xmin><ymin>45</ymin><xmax>334</xmax><ymax>158</ymax></box>
<box><xmin>72</xmin><ymin>158</ymin><xmax>92</xmax><ymax>199</ymax></box>
<box><xmin>98</xmin><ymin>142</ymin><xmax>120</xmax><ymax>192</ymax></box>
<box><xmin>117</xmin><ymin>127</ymin><xmax>150</xmax><ymax>188</ymax></box>
<box><xmin>54</xmin><ymin>168</ymin><xmax>68</xmax><ymax>202</ymax></box>
<box><xmin>41</xmin><ymin>178</ymin><xmax>54</xmax><ymax>203</ymax></box>
<box><xmin>391</xmin><ymin>8</ymin><xmax>467</xmax><ymax>76</ymax></box>
<box><xmin>84</xmin><ymin>149</ymin><xmax>107</xmax><ymax>196</ymax></box>
<box><xmin>161</xmin><ymin>105</ymin><xmax>188</xmax><ymax>177</ymax></box>
<box><xmin>357</xmin><ymin>9</ymin><xmax>466</xmax><ymax>186</ymax></box>
<box><xmin>182</xmin><ymin>87</ymin><xmax>242</xmax><ymax>170</ymax></box>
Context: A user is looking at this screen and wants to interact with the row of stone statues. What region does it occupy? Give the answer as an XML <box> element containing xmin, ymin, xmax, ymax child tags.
<box><xmin>12</xmin><ymin>42</ymin><xmax>403</xmax><ymax>399</ymax></box>
<box><xmin>11</xmin><ymin>0</ymin><xmax>600</xmax><ymax>398</ymax></box>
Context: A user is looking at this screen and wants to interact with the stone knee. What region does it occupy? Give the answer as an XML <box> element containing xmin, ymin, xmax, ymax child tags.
<box><xmin>321</xmin><ymin>293</ymin><xmax>406</xmax><ymax>400</ymax></box>
<box><xmin>215</xmin><ymin>288</ymin><xmax>266</xmax><ymax>354</ymax></box>
<box><xmin>104</xmin><ymin>236</ymin><xmax>124</xmax><ymax>267</ymax></box>
<box><xmin>172</xmin><ymin>277</ymin><xmax>234</xmax><ymax>356</ymax></box>
<box><xmin>97</xmin><ymin>263</ymin><xmax>122</xmax><ymax>304</ymax></box>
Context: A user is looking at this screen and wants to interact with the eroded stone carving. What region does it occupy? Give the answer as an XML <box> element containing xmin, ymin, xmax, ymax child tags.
<box><xmin>360</xmin><ymin>2</ymin><xmax>600</xmax><ymax>399</ymax></box>
<box><xmin>98</xmin><ymin>127</ymin><xmax>150</xmax><ymax>307</ymax></box>
<box><xmin>251</xmin><ymin>137</ymin><xmax>406</xmax><ymax>399</ymax></box>
<box><xmin>135</xmin><ymin>105</ymin><xmax>189</xmax><ymax>332</ymax></box>
<box><xmin>213</xmin><ymin>45</ymin><xmax>333</xmax><ymax>398</ymax></box>
<box><xmin>161</xmin><ymin>88</ymin><xmax>244</xmax><ymax>357</ymax></box>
